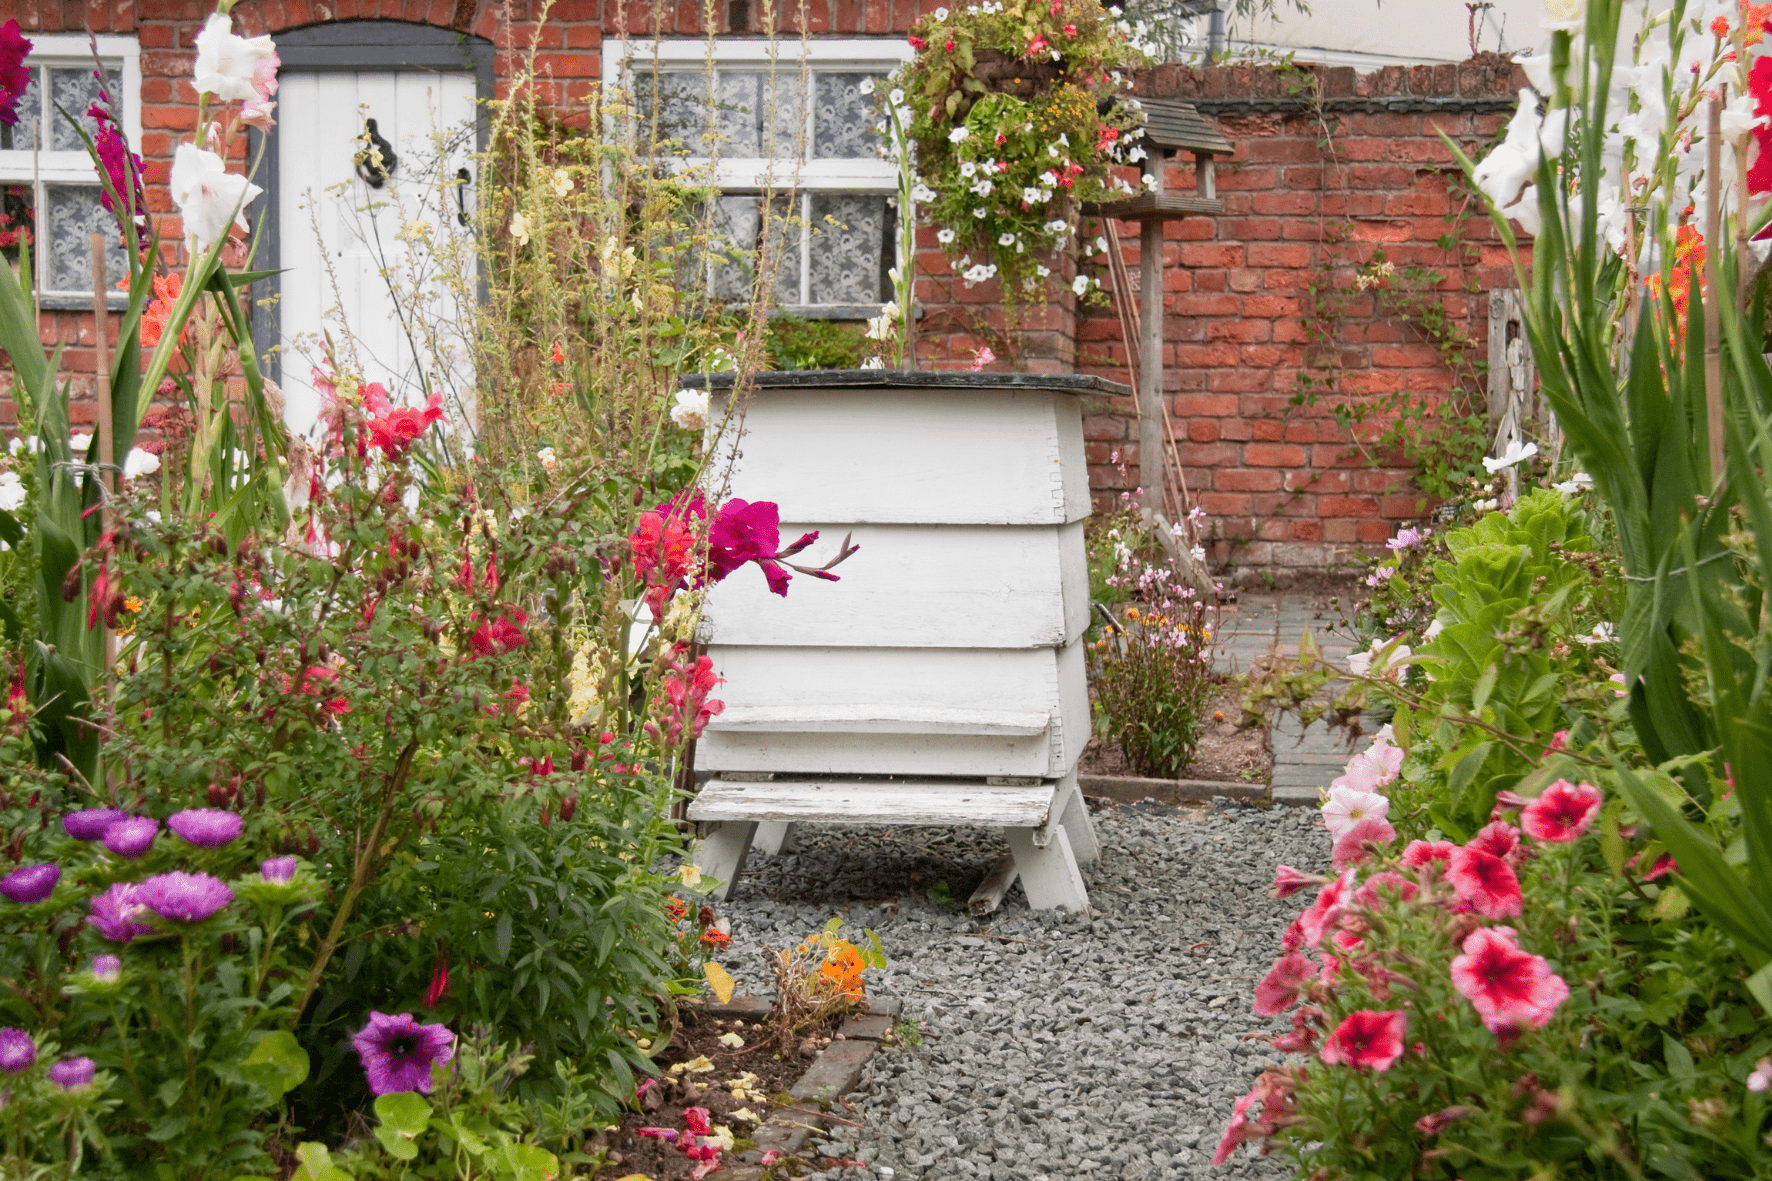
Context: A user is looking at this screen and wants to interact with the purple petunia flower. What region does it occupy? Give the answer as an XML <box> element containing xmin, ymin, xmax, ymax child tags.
<box><xmin>47</xmin><ymin>1057</ymin><xmax>94</xmax><ymax>1089</ymax></box>
<box><xmin>0</xmin><ymin>864</ymin><xmax>59</xmax><ymax>904</ymax></box>
<box><xmin>166</xmin><ymin>809</ymin><xmax>243</xmax><ymax>848</ymax></box>
<box><xmin>90</xmin><ymin>955</ymin><xmax>121</xmax><ymax>983</ymax></box>
<box><xmin>136</xmin><ymin>872</ymin><xmax>232</xmax><ymax>924</ymax></box>
<box><xmin>63</xmin><ymin>809</ymin><xmax>127</xmax><ymax>841</ymax></box>
<box><xmin>102</xmin><ymin>817</ymin><xmax>158</xmax><ymax>860</ymax></box>
<box><xmin>87</xmin><ymin>883</ymin><xmax>158</xmax><ymax>944</ymax></box>
<box><xmin>0</xmin><ymin>1028</ymin><xmax>34</xmax><ymax>1073</ymax></box>
<box><xmin>260</xmin><ymin>857</ymin><xmax>297</xmax><ymax>884</ymax></box>
<box><xmin>351</xmin><ymin>1012</ymin><xmax>455</xmax><ymax>1095</ymax></box>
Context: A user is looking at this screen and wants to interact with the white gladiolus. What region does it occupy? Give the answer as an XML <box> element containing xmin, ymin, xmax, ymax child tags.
<box><xmin>1539</xmin><ymin>0</ymin><xmax>1584</xmax><ymax>32</ymax></box>
<box><xmin>69</xmin><ymin>434</ymin><xmax>93</xmax><ymax>456</ymax></box>
<box><xmin>169</xmin><ymin>143</ymin><xmax>263</xmax><ymax>252</ymax></box>
<box><xmin>1552</xmin><ymin>471</ymin><xmax>1594</xmax><ymax>495</ymax></box>
<box><xmin>0</xmin><ymin>472</ymin><xmax>24</xmax><ymax>512</ymax></box>
<box><xmin>193</xmin><ymin>13</ymin><xmax>276</xmax><ymax>103</ymax></box>
<box><xmin>1471</xmin><ymin>91</ymin><xmax>1547</xmax><ymax>214</ymax></box>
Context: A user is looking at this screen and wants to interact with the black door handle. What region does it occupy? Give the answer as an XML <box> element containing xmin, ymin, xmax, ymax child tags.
<box><xmin>455</xmin><ymin>166</ymin><xmax>471</xmax><ymax>226</ymax></box>
<box><xmin>356</xmin><ymin>117</ymin><xmax>398</xmax><ymax>188</ymax></box>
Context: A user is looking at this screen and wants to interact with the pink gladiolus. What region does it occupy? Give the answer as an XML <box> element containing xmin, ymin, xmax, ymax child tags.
<box><xmin>1318</xmin><ymin>1009</ymin><xmax>1407</xmax><ymax>1072</ymax></box>
<box><xmin>1253</xmin><ymin>952</ymin><xmax>1315</xmax><ymax>1017</ymax></box>
<box><xmin>1446</xmin><ymin>846</ymin><xmax>1524</xmax><ymax>919</ymax></box>
<box><xmin>1450</xmin><ymin>926</ymin><xmax>1568</xmax><ymax>1037</ymax></box>
<box><xmin>1402</xmin><ymin>839</ymin><xmax>1456</xmax><ymax>869</ymax></box>
<box><xmin>1467</xmin><ymin>820</ymin><xmax>1521</xmax><ymax>861</ymax></box>
<box><xmin>1520</xmin><ymin>779</ymin><xmax>1603</xmax><ymax>843</ymax></box>
<box><xmin>1331</xmin><ymin>815</ymin><xmax>1396</xmax><ymax>870</ymax></box>
<box><xmin>1271</xmin><ymin>864</ymin><xmax>1323</xmax><ymax>898</ymax></box>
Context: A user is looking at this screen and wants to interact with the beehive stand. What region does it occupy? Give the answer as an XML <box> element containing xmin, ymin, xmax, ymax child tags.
<box><xmin>682</xmin><ymin>371</ymin><xmax>1130</xmax><ymax>912</ymax></box>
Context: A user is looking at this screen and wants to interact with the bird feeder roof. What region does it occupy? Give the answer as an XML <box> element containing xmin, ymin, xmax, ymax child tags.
<box><xmin>1136</xmin><ymin>98</ymin><xmax>1234</xmax><ymax>156</ymax></box>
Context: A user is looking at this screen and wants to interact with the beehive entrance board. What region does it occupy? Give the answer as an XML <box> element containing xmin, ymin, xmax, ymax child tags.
<box><xmin>681</xmin><ymin>371</ymin><xmax>1131</xmax><ymax>912</ymax></box>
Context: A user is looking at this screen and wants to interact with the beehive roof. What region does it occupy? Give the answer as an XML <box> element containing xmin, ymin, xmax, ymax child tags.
<box><xmin>1138</xmin><ymin>99</ymin><xmax>1234</xmax><ymax>155</ymax></box>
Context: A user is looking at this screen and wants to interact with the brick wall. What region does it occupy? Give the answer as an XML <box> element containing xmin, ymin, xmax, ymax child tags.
<box><xmin>1062</xmin><ymin>56</ymin><xmax>1527</xmax><ymax>577</ymax></box>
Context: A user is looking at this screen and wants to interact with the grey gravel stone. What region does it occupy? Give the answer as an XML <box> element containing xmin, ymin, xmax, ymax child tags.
<box><xmin>712</xmin><ymin>799</ymin><xmax>1330</xmax><ymax>1180</ymax></box>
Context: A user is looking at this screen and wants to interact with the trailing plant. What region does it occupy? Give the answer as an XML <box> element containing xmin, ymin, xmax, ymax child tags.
<box><xmin>892</xmin><ymin>0</ymin><xmax>1151</xmax><ymax>301</ymax></box>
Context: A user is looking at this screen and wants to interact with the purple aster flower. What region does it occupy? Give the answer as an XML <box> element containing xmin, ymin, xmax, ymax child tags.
<box><xmin>166</xmin><ymin>809</ymin><xmax>243</xmax><ymax>848</ymax></box>
<box><xmin>351</xmin><ymin>1011</ymin><xmax>455</xmax><ymax>1095</ymax></box>
<box><xmin>87</xmin><ymin>882</ymin><xmax>158</xmax><ymax>944</ymax></box>
<box><xmin>103</xmin><ymin>817</ymin><xmax>158</xmax><ymax>859</ymax></box>
<box><xmin>260</xmin><ymin>857</ymin><xmax>297</xmax><ymax>884</ymax></box>
<box><xmin>136</xmin><ymin>872</ymin><xmax>232</xmax><ymax>924</ymax></box>
<box><xmin>0</xmin><ymin>1028</ymin><xmax>34</xmax><ymax>1073</ymax></box>
<box><xmin>63</xmin><ymin>809</ymin><xmax>127</xmax><ymax>840</ymax></box>
<box><xmin>90</xmin><ymin>954</ymin><xmax>121</xmax><ymax>983</ymax></box>
<box><xmin>0</xmin><ymin>864</ymin><xmax>59</xmax><ymax>904</ymax></box>
<box><xmin>47</xmin><ymin>1057</ymin><xmax>94</xmax><ymax>1090</ymax></box>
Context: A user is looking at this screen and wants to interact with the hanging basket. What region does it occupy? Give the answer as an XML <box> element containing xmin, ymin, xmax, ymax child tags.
<box><xmin>969</xmin><ymin>48</ymin><xmax>1065</xmax><ymax>99</ymax></box>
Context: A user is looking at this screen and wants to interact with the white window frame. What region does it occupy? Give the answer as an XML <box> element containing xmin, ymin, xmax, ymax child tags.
<box><xmin>608</xmin><ymin>37</ymin><xmax>912</xmax><ymax>316</ymax></box>
<box><xmin>0</xmin><ymin>34</ymin><xmax>143</xmax><ymax>307</ymax></box>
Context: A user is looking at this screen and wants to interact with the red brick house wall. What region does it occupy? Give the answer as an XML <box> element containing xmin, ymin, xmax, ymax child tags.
<box><xmin>0</xmin><ymin>0</ymin><xmax>1528</xmax><ymax>575</ymax></box>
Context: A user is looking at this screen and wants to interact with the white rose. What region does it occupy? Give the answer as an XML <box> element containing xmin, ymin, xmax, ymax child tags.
<box><xmin>670</xmin><ymin>388</ymin><xmax>711</xmax><ymax>430</ymax></box>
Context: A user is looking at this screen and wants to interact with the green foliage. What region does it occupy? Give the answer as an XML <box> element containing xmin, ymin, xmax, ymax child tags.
<box><xmin>1091</xmin><ymin>594</ymin><xmax>1215</xmax><ymax>779</ymax></box>
<box><xmin>895</xmin><ymin>0</ymin><xmax>1148</xmax><ymax>299</ymax></box>
<box><xmin>764</xmin><ymin>316</ymin><xmax>866</xmax><ymax>370</ymax></box>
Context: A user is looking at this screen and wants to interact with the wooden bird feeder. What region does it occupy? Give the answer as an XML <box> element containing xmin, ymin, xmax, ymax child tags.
<box><xmin>1083</xmin><ymin>99</ymin><xmax>1233</xmax><ymax>571</ymax></box>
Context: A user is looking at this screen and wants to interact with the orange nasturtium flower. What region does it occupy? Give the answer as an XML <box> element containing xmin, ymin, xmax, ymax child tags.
<box><xmin>820</xmin><ymin>940</ymin><xmax>867</xmax><ymax>999</ymax></box>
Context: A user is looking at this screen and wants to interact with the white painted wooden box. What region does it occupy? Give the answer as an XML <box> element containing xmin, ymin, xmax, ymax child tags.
<box><xmin>684</xmin><ymin>371</ymin><xmax>1129</xmax><ymax>911</ymax></box>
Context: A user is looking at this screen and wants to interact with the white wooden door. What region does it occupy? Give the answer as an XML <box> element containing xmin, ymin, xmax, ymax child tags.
<box><xmin>275</xmin><ymin>70</ymin><xmax>478</xmax><ymax>440</ymax></box>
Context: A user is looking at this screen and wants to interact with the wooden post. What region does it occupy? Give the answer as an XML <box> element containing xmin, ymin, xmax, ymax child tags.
<box><xmin>1138</xmin><ymin>167</ymin><xmax>1164</xmax><ymax>513</ymax></box>
<box><xmin>1704</xmin><ymin>96</ymin><xmax>1726</xmax><ymax>488</ymax></box>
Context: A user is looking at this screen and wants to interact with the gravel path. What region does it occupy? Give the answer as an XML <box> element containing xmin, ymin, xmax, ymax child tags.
<box><xmin>715</xmin><ymin>799</ymin><xmax>1330</xmax><ymax>1181</ymax></box>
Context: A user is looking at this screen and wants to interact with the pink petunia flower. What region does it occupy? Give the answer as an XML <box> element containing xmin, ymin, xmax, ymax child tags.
<box><xmin>1415</xmin><ymin>1105</ymin><xmax>1471</xmax><ymax>1136</ymax></box>
<box><xmin>1320</xmin><ymin>784</ymin><xmax>1389</xmax><ymax>841</ymax></box>
<box><xmin>1354</xmin><ymin>871</ymin><xmax>1418</xmax><ymax>909</ymax></box>
<box><xmin>1318</xmin><ymin>1009</ymin><xmax>1408</xmax><ymax>1071</ymax></box>
<box><xmin>1254</xmin><ymin>952</ymin><xmax>1316</xmax><ymax>1017</ymax></box>
<box><xmin>1272</xmin><ymin>864</ymin><xmax>1326</xmax><ymax>898</ymax></box>
<box><xmin>1466</xmin><ymin>820</ymin><xmax>1521</xmax><ymax>861</ymax></box>
<box><xmin>1331</xmin><ymin>815</ymin><xmax>1397</xmax><ymax>870</ymax></box>
<box><xmin>1449</xmin><ymin>927</ymin><xmax>1569</xmax><ymax>1037</ymax></box>
<box><xmin>1401</xmin><ymin>839</ymin><xmax>1456</xmax><ymax>869</ymax></box>
<box><xmin>1520</xmin><ymin>779</ymin><xmax>1603</xmax><ymax>843</ymax></box>
<box><xmin>1446</xmin><ymin>846</ymin><xmax>1524</xmax><ymax>919</ymax></box>
<box><xmin>1269</xmin><ymin>1006</ymin><xmax>1322</xmax><ymax>1053</ymax></box>
<box><xmin>1297</xmin><ymin>870</ymin><xmax>1356</xmax><ymax>947</ymax></box>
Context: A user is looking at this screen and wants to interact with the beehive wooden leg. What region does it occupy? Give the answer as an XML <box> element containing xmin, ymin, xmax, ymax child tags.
<box><xmin>752</xmin><ymin>821</ymin><xmax>796</xmax><ymax>856</ymax></box>
<box><xmin>1004</xmin><ymin>825</ymin><xmax>1090</xmax><ymax>911</ymax></box>
<box><xmin>1055</xmin><ymin>777</ymin><xmax>1100</xmax><ymax>864</ymax></box>
<box><xmin>694</xmin><ymin>821</ymin><xmax>757</xmax><ymax>901</ymax></box>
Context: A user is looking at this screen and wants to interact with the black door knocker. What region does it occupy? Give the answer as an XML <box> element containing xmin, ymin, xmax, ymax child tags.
<box><xmin>454</xmin><ymin>166</ymin><xmax>471</xmax><ymax>226</ymax></box>
<box><xmin>355</xmin><ymin>118</ymin><xmax>398</xmax><ymax>188</ymax></box>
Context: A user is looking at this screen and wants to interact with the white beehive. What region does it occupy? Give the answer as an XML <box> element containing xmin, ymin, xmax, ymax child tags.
<box><xmin>686</xmin><ymin>371</ymin><xmax>1128</xmax><ymax>911</ymax></box>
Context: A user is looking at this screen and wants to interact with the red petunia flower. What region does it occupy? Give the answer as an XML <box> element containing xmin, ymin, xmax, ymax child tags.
<box><xmin>1253</xmin><ymin>952</ymin><xmax>1315</xmax><ymax>1017</ymax></box>
<box><xmin>1449</xmin><ymin>926</ymin><xmax>1568</xmax><ymax>1037</ymax></box>
<box><xmin>1520</xmin><ymin>778</ymin><xmax>1603</xmax><ymax>843</ymax></box>
<box><xmin>1318</xmin><ymin>1009</ymin><xmax>1407</xmax><ymax>1072</ymax></box>
<box><xmin>1297</xmin><ymin>869</ymin><xmax>1355</xmax><ymax>948</ymax></box>
<box><xmin>1446</xmin><ymin>845</ymin><xmax>1524</xmax><ymax>919</ymax></box>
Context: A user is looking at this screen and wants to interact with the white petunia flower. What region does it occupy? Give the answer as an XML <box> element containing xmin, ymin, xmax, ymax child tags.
<box><xmin>971</xmin><ymin>178</ymin><xmax>994</xmax><ymax>196</ymax></box>
<box><xmin>998</xmin><ymin>232</ymin><xmax>1016</xmax><ymax>246</ymax></box>
<box><xmin>1072</xmin><ymin>274</ymin><xmax>1090</xmax><ymax>296</ymax></box>
<box><xmin>912</xmin><ymin>182</ymin><xmax>936</xmax><ymax>203</ymax></box>
<box><xmin>1023</xmin><ymin>186</ymin><xmax>1045</xmax><ymax>203</ymax></box>
<box><xmin>949</xmin><ymin>126</ymin><xmax>970</xmax><ymax>143</ymax></box>
<box><xmin>1095</xmin><ymin>235</ymin><xmax>1109</xmax><ymax>254</ymax></box>
<box><xmin>889</xmin><ymin>87</ymin><xmax>905</xmax><ymax>106</ymax></box>
<box><xmin>937</xmin><ymin>227</ymin><xmax>956</xmax><ymax>244</ymax></box>
<box><xmin>1036</xmin><ymin>264</ymin><xmax>1051</xmax><ymax>277</ymax></box>
<box><xmin>122</xmin><ymin>448</ymin><xmax>161</xmax><ymax>480</ymax></box>
<box><xmin>973</xmin><ymin>207</ymin><xmax>987</xmax><ymax>218</ymax></box>
<box><xmin>858</xmin><ymin>78</ymin><xmax>875</xmax><ymax>94</ymax></box>
<box><xmin>960</xmin><ymin>160</ymin><xmax>978</xmax><ymax>177</ymax></box>
<box><xmin>934</xmin><ymin>5</ymin><xmax>948</xmax><ymax>16</ymax></box>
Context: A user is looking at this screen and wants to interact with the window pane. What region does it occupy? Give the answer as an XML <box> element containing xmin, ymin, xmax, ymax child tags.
<box><xmin>814</xmin><ymin>74</ymin><xmax>885</xmax><ymax>160</ymax></box>
<box><xmin>50</xmin><ymin>66</ymin><xmax>122</xmax><ymax>152</ymax></box>
<box><xmin>0</xmin><ymin>184</ymin><xmax>33</xmax><ymax>268</ymax></box>
<box><xmin>808</xmin><ymin>193</ymin><xmax>886</xmax><ymax>306</ymax></box>
<box><xmin>41</xmin><ymin>184</ymin><xmax>125</xmax><ymax>295</ymax></box>
<box><xmin>0</xmin><ymin>68</ymin><xmax>41</xmax><ymax>152</ymax></box>
<box><xmin>716</xmin><ymin>70</ymin><xmax>805</xmax><ymax>157</ymax></box>
<box><xmin>709</xmin><ymin>194</ymin><xmax>799</xmax><ymax>307</ymax></box>
<box><xmin>633</xmin><ymin>69</ymin><xmax>708</xmax><ymax>155</ymax></box>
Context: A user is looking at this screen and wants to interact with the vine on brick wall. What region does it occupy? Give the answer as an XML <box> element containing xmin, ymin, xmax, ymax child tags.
<box><xmin>1284</xmin><ymin>68</ymin><xmax>1493</xmax><ymax>504</ymax></box>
